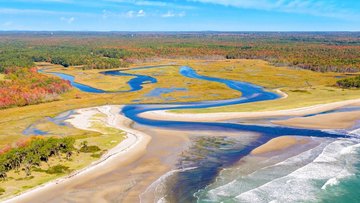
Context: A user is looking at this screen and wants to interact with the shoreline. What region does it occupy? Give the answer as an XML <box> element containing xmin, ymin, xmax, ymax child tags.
<box><xmin>5</xmin><ymin>98</ymin><xmax>360</xmax><ymax>202</ymax></box>
<box><xmin>4</xmin><ymin>105</ymin><xmax>151</xmax><ymax>203</ymax></box>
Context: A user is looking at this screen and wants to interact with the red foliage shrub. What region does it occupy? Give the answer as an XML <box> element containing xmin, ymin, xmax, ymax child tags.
<box><xmin>0</xmin><ymin>144</ymin><xmax>12</xmax><ymax>155</ymax></box>
<box><xmin>0</xmin><ymin>67</ymin><xmax>71</xmax><ymax>109</ymax></box>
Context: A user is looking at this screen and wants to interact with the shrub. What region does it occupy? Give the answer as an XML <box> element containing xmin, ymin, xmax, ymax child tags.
<box><xmin>337</xmin><ymin>76</ymin><xmax>360</xmax><ymax>88</ymax></box>
<box><xmin>0</xmin><ymin>67</ymin><xmax>71</xmax><ymax>109</ymax></box>
<box><xmin>45</xmin><ymin>164</ymin><xmax>70</xmax><ymax>174</ymax></box>
<box><xmin>80</xmin><ymin>145</ymin><xmax>101</xmax><ymax>153</ymax></box>
<box><xmin>0</xmin><ymin>187</ymin><xmax>5</xmax><ymax>195</ymax></box>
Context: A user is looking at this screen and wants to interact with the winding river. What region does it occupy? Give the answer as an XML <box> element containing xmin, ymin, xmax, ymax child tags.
<box><xmin>40</xmin><ymin>65</ymin><xmax>359</xmax><ymax>202</ymax></box>
<box><xmin>39</xmin><ymin>65</ymin><xmax>169</xmax><ymax>93</ymax></box>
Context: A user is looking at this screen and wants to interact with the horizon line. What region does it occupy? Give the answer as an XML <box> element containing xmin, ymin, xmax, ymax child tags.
<box><xmin>0</xmin><ymin>30</ymin><xmax>359</xmax><ymax>33</ymax></box>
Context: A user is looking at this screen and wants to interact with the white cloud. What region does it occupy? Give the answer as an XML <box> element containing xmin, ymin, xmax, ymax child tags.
<box><xmin>105</xmin><ymin>0</ymin><xmax>195</xmax><ymax>10</ymax></box>
<box><xmin>3</xmin><ymin>21</ymin><xmax>13</xmax><ymax>26</ymax></box>
<box><xmin>137</xmin><ymin>9</ymin><xmax>145</xmax><ymax>17</ymax></box>
<box><xmin>60</xmin><ymin>16</ymin><xmax>75</xmax><ymax>24</ymax></box>
<box><xmin>161</xmin><ymin>11</ymin><xmax>186</xmax><ymax>18</ymax></box>
<box><xmin>0</xmin><ymin>8</ymin><xmax>94</xmax><ymax>17</ymax></box>
<box><xmin>190</xmin><ymin>0</ymin><xmax>358</xmax><ymax>19</ymax></box>
<box><xmin>124</xmin><ymin>9</ymin><xmax>146</xmax><ymax>18</ymax></box>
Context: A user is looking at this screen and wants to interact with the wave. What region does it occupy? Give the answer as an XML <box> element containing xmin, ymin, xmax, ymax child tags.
<box><xmin>194</xmin><ymin>140</ymin><xmax>329</xmax><ymax>202</ymax></box>
<box><xmin>195</xmin><ymin>138</ymin><xmax>360</xmax><ymax>203</ymax></box>
<box><xmin>139</xmin><ymin>167</ymin><xmax>197</xmax><ymax>203</ymax></box>
<box><xmin>234</xmin><ymin>139</ymin><xmax>360</xmax><ymax>202</ymax></box>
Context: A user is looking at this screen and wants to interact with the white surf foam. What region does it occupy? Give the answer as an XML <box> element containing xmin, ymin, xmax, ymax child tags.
<box><xmin>197</xmin><ymin>138</ymin><xmax>360</xmax><ymax>203</ymax></box>
<box><xmin>233</xmin><ymin>139</ymin><xmax>360</xmax><ymax>203</ymax></box>
<box><xmin>139</xmin><ymin>167</ymin><xmax>197</xmax><ymax>203</ymax></box>
<box><xmin>195</xmin><ymin>141</ymin><xmax>330</xmax><ymax>202</ymax></box>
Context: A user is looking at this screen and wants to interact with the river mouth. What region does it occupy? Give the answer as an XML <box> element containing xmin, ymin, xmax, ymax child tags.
<box><xmin>36</xmin><ymin>64</ymin><xmax>360</xmax><ymax>202</ymax></box>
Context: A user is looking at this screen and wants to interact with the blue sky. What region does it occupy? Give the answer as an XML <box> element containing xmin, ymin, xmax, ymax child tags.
<box><xmin>0</xmin><ymin>0</ymin><xmax>359</xmax><ymax>31</ymax></box>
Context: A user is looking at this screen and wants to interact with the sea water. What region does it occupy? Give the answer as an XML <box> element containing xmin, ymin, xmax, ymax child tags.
<box><xmin>193</xmin><ymin>137</ymin><xmax>360</xmax><ymax>203</ymax></box>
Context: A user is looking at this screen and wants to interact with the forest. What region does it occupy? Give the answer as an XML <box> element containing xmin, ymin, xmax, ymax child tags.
<box><xmin>0</xmin><ymin>32</ymin><xmax>359</xmax><ymax>109</ymax></box>
<box><xmin>0</xmin><ymin>136</ymin><xmax>103</xmax><ymax>180</ymax></box>
<box><xmin>1</xmin><ymin>32</ymin><xmax>359</xmax><ymax>73</ymax></box>
<box><xmin>0</xmin><ymin>137</ymin><xmax>75</xmax><ymax>179</ymax></box>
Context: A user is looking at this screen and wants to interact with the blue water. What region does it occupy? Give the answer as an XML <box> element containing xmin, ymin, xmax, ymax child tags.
<box><xmin>303</xmin><ymin>106</ymin><xmax>360</xmax><ymax>117</ymax></box>
<box><xmin>23</xmin><ymin>110</ymin><xmax>75</xmax><ymax>136</ymax></box>
<box><xmin>39</xmin><ymin>65</ymin><xmax>170</xmax><ymax>93</ymax></box>
<box><xmin>38</xmin><ymin>70</ymin><xmax>106</xmax><ymax>93</ymax></box>
<box><xmin>145</xmin><ymin>88</ymin><xmax>187</xmax><ymax>97</ymax></box>
<box><xmin>40</xmin><ymin>65</ymin><xmax>358</xmax><ymax>202</ymax></box>
<box><xmin>22</xmin><ymin>127</ymin><xmax>47</xmax><ymax>136</ymax></box>
<box><xmin>100</xmin><ymin>70</ymin><xmax>156</xmax><ymax>92</ymax></box>
<box><xmin>119</xmin><ymin>66</ymin><xmax>350</xmax><ymax>202</ymax></box>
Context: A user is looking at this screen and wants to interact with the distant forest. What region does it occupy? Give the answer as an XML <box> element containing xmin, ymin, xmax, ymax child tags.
<box><xmin>1</xmin><ymin>31</ymin><xmax>360</xmax><ymax>73</ymax></box>
<box><xmin>0</xmin><ymin>32</ymin><xmax>360</xmax><ymax>108</ymax></box>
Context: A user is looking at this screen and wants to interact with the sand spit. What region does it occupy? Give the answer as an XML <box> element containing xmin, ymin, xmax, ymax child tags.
<box><xmin>140</xmin><ymin>98</ymin><xmax>360</xmax><ymax>123</ymax></box>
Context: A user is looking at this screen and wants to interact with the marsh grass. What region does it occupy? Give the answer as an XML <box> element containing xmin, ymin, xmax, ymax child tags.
<box><xmin>1</xmin><ymin>59</ymin><xmax>359</xmax><ymax>146</ymax></box>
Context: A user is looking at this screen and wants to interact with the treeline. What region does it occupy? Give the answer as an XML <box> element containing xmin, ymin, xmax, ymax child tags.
<box><xmin>0</xmin><ymin>44</ymin><xmax>130</xmax><ymax>72</ymax></box>
<box><xmin>0</xmin><ymin>67</ymin><xmax>71</xmax><ymax>109</ymax></box>
<box><xmin>337</xmin><ymin>76</ymin><xmax>360</xmax><ymax>88</ymax></box>
<box><xmin>225</xmin><ymin>44</ymin><xmax>360</xmax><ymax>72</ymax></box>
<box><xmin>0</xmin><ymin>32</ymin><xmax>360</xmax><ymax>72</ymax></box>
<box><xmin>0</xmin><ymin>137</ymin><xmax>75</xmax><ymax>179</ymax></box>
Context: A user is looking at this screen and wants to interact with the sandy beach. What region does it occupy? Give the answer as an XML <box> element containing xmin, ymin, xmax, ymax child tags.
<box><xmin>4</xmin><ymin>105</ymin><xmax>152</xmax><ymax>203</ymax></box>
<box><xmin>4</xmin><ymin>105</ymin><xmax>192</xmax><ymax>203</ymax></box>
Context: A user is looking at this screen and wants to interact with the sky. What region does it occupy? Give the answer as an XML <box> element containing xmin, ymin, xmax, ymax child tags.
<box><xmin>0</xmin><ymin>0</ymin><xmax>359</xmax><ymax>31</ymax></box>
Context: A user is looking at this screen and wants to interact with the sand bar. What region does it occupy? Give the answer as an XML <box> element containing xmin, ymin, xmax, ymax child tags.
<box><xmin>273</xmin><ymin>110</ymin><xmax>360</xmax><ymax>129</ymax></box>
<box><xmin>251</xmin><ymin>136</ymin><xmax>309</xmax><ymax>155</ymax></box>
<box><xmin>140</xmin><ymin>98</ymin><xmax>360</xmax><ymax>123</ymax></box>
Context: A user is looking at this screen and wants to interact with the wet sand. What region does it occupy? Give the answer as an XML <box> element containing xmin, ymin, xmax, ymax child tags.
<box><xmin>251</xmin><ymin>136</ymin><xmax>309</xmax><ymax>155</ymax></box>
<box><xmin>273</xmin><ymin>111</ymin><xmax>360</xmax><ymax>129</ymax></box>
